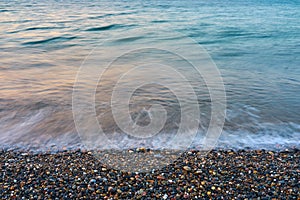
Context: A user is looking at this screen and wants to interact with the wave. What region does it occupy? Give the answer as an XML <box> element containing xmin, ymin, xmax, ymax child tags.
<box><xmin>85</xmin><ymin>24</ymin><xmax>122</xmax><ymax>32</ymax></box>
<box><xmin>22</xmin><ymin>36</ymin><xmax>77</xmax><ymax>45</ymax></box>
<box><xmin>0</xmin><ymin>9</ymin><xmax>9</xmax><ymax>12</ymax></box>
<box><xmin>216</xmin><ymin>123</ymin><xmax>300</xmax><ymax>150</ymax></box>
<box><xmin>114</xmin><ymin>36</ymin><xmax>144</xmax><ymax>43</ymax></box>
<box><xmin>8</xmin><ymin>26</ymin><xmax>66</xmax><ymax>34</ymax></box>
<box><xmin>85</xmin><ymin>24</ymin><xmax>136</xmax><ymax>32</ymax></box>
<box><xmin>1</xmin><ymin>129</ymin><xmax>298</xmax><ymax>152</ymax></box>
<box><xmin>87</xmin><ymin>11</ymin><xmax>138</xmax><ymax>20</ymax></box>
<box><xmin>0</xmin><ymin>99</ymin><xmax>299</xmax><ymax>152</ymax></box>
<box><xmin>0</xmin><ymin>113</ymin><xmax>298</xmax><ymax>152</ymax></box>
<box><xmin>151</xmin><ymin>20</ymin><xmax>169</xmax><ymax>23</ymax></box>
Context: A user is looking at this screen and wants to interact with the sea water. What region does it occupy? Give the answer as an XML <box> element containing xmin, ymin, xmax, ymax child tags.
<box><xmin>0</xmin><ymin>0</ymin><xmax>299</xmax><ymax>151</ymax></box>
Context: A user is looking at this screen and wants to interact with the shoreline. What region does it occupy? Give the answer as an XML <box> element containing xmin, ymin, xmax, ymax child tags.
<box><xmin>1</xmin><ymin>149</ymin><xmax>299</xmax><ymax>199</ymax></box>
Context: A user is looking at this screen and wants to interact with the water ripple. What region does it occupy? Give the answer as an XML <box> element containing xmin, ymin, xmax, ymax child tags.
<box><xmin>86</xmin><ymin>24</ymin><xmax>122</xmax><ymax>32</ymax></box>
<box><xmin>0</xmin><ymin>0</ymin><xmax>299</xmax><ymax>151</ymax></box>
<box><xmin>22</xmin><ymin>36</ymin><xmax>78</xmax><ymax>46</ymax></box>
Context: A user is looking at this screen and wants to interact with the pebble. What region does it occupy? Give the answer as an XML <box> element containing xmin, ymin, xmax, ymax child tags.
<box><xmin>101</xmin><ymin>168</ymin><xmax>107</xmax><ymax>171</ymax></box>
<box><xmin>183</xmin><ymin>166</ymin><xmax>191</xmax><ymax>171</ymax></box>
<box><xmin>0</xmin><ymin>148</ymin><xmax>299</xmax><ymax>199</ymax></box>
<box><xmin>137</xmin><ymin>147</ymin><xmax>146</xmax><ymax>153</ymax></box>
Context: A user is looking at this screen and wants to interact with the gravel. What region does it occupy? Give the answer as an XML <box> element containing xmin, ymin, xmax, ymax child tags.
<box><xmin>1</xmin><ymin>148</ymin><xmax>299</xmax><ymax>199</ymax></box>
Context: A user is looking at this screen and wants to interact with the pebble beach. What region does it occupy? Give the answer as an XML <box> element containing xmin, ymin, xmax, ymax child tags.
<box><xmin>1</xmin><ymin>149</ymin><xmax>299</xmax><ymax>199</ymax></box>
<box><xmin>1</xmin><ymin>0</ymin><xmax>300</xmax><ymax>199</ymax></box>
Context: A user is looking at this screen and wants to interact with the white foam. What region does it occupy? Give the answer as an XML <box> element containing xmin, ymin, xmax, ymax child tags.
<box><xmin>0</xmin><ymin>105</ymin><xmax>299</xmax><ymax>152</ymax></box>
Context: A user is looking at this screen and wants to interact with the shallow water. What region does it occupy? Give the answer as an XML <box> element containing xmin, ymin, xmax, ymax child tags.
<box><xmin>0</xmin><ymin>0</ymin><xmax>299</xmax><ymax>151</ymax></box>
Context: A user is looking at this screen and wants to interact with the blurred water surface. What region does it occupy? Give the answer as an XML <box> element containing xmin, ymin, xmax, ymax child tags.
<box><xmin>0</xmin><ymin>0</ymin><xmax>299</xmax><ymax>150</ymax></box>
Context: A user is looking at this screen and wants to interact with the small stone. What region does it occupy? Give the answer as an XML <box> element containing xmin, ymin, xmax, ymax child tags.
<box><xmin>183</xmin><ymin>166</ymin><xmax>191</xmax><ymax>171</ymax></box>
<box><xmin>89</xmin><ymin>179</ymin><xmax>96</xmax><ymax>184</ymax></box>
<box><xmin>137</xmin><ymin>189</ymin><xmax>144</xmax><ymax>195</ymax></box>
<box><xmin>147</xmin><ymin>179</ymin><xmax>154</xmax><ymax>184</ymax></box>
<box><xmin>101</xmin><ymin>168</ymin><xmax>107</xmax><ymax>171</ymax></box>
<box><xmin>137</xmin><ymin>147</ymin><xmax>146</xmax><ymax>153</ymax></box>
<box><xmin>163</xmin><ymin>194</ymin><xmax>168</xmax><ymax>199</ymax></box>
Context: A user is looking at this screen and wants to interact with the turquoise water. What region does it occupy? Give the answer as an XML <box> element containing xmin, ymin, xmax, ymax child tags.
<box><xmin>0</xmin><ymin>0</ymin><xmax>299</xmax><ymax>150</ymax></box>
